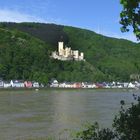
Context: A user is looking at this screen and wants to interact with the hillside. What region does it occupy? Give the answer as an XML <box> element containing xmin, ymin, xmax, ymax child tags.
<box><xmin>0</xmin><ymin>26</ymin><xmax>100</xmax><ymax>83</ymax></box>
<box><xmin>0</xmin><ymin>22</ymin><xmax>140</xmax><ymax>82</ymax></box>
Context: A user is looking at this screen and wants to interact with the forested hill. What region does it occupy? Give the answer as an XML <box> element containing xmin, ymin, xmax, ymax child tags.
<box><xmin>0</xmin><ymin>22</ymin><xmax>140</xmax><ymax>82</ymax></box>
<box><xmin>0</xmin><ymin>22</ymin><xmax>69</xmax><ymax>47</ymax></box>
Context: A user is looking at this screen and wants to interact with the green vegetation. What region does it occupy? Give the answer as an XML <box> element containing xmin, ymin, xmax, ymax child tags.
<box><xmin>0</xmin><ymin>28</ymin><xmax>50</xmax><ymax>83</ymax></box>
<box><xmin>64</xmin><ymin>26</ymin><xmax>140</xmax><ymax>81</ymax></box>
<box><xmin>0</xmin><ymin>25</ymin><xmax>100</xmax><ymax>83</ymax></box>
<box><xmin>74</xmin><ymin>95</ymin><xmax>140</xmax><ymax>140</ymax></box>
<box><xmin>120</xmin><ymin>0</ymin><xmax>140</xmax><ymax>40</ymax></box>
<box><xmin>0</xmin><ymin>22</ymin><xmax>140</xmax><ymax>82</ymax></box>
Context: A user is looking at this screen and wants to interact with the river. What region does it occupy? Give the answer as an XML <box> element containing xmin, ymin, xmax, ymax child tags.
<box><xmin>0</xmin><ymin>89</ymin><xmax>139</xmax><ymax>140</ymax></box>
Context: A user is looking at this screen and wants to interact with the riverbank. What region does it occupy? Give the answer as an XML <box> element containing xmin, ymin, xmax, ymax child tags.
<box><xmin>0</xmin><ymin>87</ymin><xmax>140</xmax><ymax>92</ymax></box>
<box><xmin>0</xmin><ymin>87</ymin><xmax>139</xmax><ymax>92</ymax></box>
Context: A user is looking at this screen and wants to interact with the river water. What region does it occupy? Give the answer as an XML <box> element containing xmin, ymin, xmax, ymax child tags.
<box><xmin>0</xmin><ymin>89</ymin><xmax>139</xmax><ymax>140</ymax></box>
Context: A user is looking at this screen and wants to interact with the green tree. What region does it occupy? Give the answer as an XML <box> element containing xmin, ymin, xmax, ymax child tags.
<box><xmin>113</xmin><ymin>95</ymin><xmax>140</xmax><ymax>140</ymax></box>
<box><xmin>75</xmin><ymin>122</ymin><xmax>116</xmax><ymax>140</ymax></box>
<box><xmin>120</xmin><ymin>0</ymin><xmax>140</xmax><ymax>39</ymax></box>
<box><xmin>74</xmin><ymin>95</ymin><xmax>140</xmax><ymax>140</ymax></box>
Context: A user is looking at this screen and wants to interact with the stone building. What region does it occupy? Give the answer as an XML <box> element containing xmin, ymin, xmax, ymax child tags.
<box><xmin>51</xmin><ymin>41</ymin><xmax>85</xmax><ymax>61</ymax></box>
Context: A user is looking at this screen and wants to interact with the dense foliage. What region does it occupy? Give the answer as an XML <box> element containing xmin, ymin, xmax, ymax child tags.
<box><xmin>113</xmin><ymin>95</ymin><xmax>140</xmax><ymax>140</ymax></box>
<box><xmin>0</xmin><ymin>22</ymin><xmax>69</xmax><ymax>47</ymax></box>
<box><xmin>120</xmin><ymin>0</ymin><xmax>140</xmax><ymax>40</ymax></box>
<box><xmin>0</xmin><ymin>28</ymin><xmax>50</xmax><ymax>83</ymax></box>
<box><xmin>0</xmin><ymin>22</ymin><xmax>140</xmax><ymax>82</ymax></box>
<box><xmin>75</xmin><ymin>95</ymin><xmax>140</xmax><ymax>140</ymax></box>
<box><xmin>0</xmin><ymin>27</ymin><xmax>101</xmax><ymax>83</ymax></box>
<box><xmin>64</xmin><ymin>26</ymin><xmax>140</xmax><ymax>81</ymax></box>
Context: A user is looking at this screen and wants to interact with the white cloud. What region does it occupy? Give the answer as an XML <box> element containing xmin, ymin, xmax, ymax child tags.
<box><xmin>0</xmin><ymin>9</ymin><xmax>47</xmax><ymax>23</ymax></box>
<box><xmin>95</xmin><ymin>29</ymin><xmax>138</xmax><ymax>43</ymax></box>
<box><xmin>114</xmin><ymin>33</ymin><xmax>138</xmax><ymax>42</ymax></box>
<box><xmin>0</xmin><ymin>9</ymin><xmax>67</xmax><ymax>26</ymax></box>
<box><xmin>0</xmin><ymin>9</ymin><xmax>138</xmax><ymax>43</ymax></box>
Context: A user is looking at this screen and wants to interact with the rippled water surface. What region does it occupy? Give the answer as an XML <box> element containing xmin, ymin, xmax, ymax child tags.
<box><xmin>0</xmin><ymin>89</ymin><xmax>139</xmax><ymax>139</ymax></box>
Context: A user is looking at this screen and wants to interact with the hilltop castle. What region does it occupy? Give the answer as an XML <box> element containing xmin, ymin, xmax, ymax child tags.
<box><xmin>51</xmin><ymin>42</ymin><xmax>84</xmax><ymax>61</ymax></box>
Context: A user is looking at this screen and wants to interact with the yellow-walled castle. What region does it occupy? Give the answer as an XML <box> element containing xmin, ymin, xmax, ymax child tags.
<box><xmin>51</xmin><ymin>42</ymin><xmax>85</xmax><ymax>61</ymax></box>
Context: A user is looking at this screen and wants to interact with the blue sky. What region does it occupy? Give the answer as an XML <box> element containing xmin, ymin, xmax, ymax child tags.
<box><xmin>0</xmin><ymin>0</ymin><xmax>137</xmax><ymax>42</ymax></box>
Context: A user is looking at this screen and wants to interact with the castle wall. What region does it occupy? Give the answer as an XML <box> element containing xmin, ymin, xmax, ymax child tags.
<box><xmin>65</xmin><ymin>47</ymin><xmax>71</xmax><ymax>57</ymax></box>
<box><xmin>51</xmin><ymin>41</ymin><xmax>85</xmax><ymax>61</ymax></box>
<box><xmin>73</xmin><ymin>50</ymin><xmax>79</xmax><ymax>59</ymax></box>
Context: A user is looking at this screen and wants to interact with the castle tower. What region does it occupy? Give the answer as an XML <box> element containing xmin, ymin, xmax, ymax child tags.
<box><xmin>73</xmin><ymin>50</ymin><xmax>79</xmax><ymax>60</ymax></box>
<box><xmin>80</xmin><ymin>52</ymin><xmax>84</xmax><ymax>60</ymax></box>
<box><xmin>65</xmin><ymin>47</ymin><xmax>71</xmax><ymax>57</ymax></box>
<box><xmin>58</xmin><ymin>42</ymin><xmax>64</xmax><ymax>56</ymax></box>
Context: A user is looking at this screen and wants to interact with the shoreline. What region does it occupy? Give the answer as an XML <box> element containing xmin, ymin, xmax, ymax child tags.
<box><xmin>0</xmin><ymin>87</ymin><xmax>138</xmax><ymax>92</ymax></box>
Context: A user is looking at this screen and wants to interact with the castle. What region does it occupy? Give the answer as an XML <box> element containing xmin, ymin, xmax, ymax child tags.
<box><xmin>51</xmin><ymin>42</ymin><xmax>85</xmax><ymax>61</ymax></box>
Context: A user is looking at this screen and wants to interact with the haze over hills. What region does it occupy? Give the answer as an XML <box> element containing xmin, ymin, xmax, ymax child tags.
<box><xmin>0</xmin><ymin>22</ymin><xmax>140</xmax><ymax>82</ymax></box>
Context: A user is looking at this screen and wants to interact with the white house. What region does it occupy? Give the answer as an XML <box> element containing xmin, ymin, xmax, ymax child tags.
<box><xmin>32</xmin><ymin>82</ymin><xmax>40</xmax><ymax>88</ymax></box>
<box><xmin>50</xmin><ymin>79</ymin><xmax>59</xmax><ymax>87</ymax></box>
<box><xmin>134</xmin><ymin>81</ymin><xmax>140</xmax><ymax>88</ymax></box>
<box><xmin>82</xmin><ymin>82</ymin><xmax>96</xmax><ymax>88</ymax></box>
<box><xmin>10</xmin><ymin>80</ymin><xmax>25</xmax><ymax>88</ymax></box>
<box><xmin>127</xmin><ymin>82</ymin><xmax>136</xmax><ymax>88</ymax></box>
<box><xmin>4</xmin><ymin>81</ymin><xmax>11</xmax><ymax>88</ymax></box>
<box><xmin>59</xmin><ymin>82</ymin><xmax>66</xmax><ymax>88</ymax></box>
<box><xmin>0</xmin><ymin>80</ymin><xmax>4</xmax><ymax>88</ymax></box>
<box><xmin>123</xmin><ymin>83</ymin><xmax>129</xmax><ymax>88</ymax></box>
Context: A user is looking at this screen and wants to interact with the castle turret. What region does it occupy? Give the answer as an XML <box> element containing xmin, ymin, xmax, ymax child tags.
<box><xmin>58</xmin><ymin>42</ymin><xmax>64</xmax><ymax>56</ymax></box>
<box><xmin>80</xmin><ymin>52</ymin><xmax>84</xmax><ymax>60</ymax></box>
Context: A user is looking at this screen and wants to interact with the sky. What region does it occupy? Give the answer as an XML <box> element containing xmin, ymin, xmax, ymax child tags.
<box><xmin>0</xmin><ymin>0</ymin><xmax>138</xmax><ymax>42</ymax></box>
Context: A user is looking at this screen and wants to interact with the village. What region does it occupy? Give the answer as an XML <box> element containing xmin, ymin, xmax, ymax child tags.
<box><xmin>0</xmin><ymin>79</ymin><xmax>40</xmax><ymax>88</ymax></box>
<box><xmin>50</xmin><ymin>79</ymin><xmax>140</xmax><ymax>89</ymax></box>
<box><xmin>0</xmin><ymin>78</ymin><xmax>140</xmax><ymax>89</ymax></box>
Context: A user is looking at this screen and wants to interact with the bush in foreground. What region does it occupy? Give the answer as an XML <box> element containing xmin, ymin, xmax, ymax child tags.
<box><xmin>74</xmin><ymin>95</ymin><xmax>140</xmax><ymax>140</ymax></box>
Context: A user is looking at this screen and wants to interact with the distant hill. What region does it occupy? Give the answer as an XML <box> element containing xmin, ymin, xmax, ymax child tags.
<box><xmin>0</xmin><ymin>25</ymin><xmax>100</xmax><ymax>83</ymax></box>
<box><xmin>0</xmin><ymin>22</ymin><xmax>140</xmax><ymax>82</ymax></box>
<box><xmin>0</xmin><ymin>22</ymin><xmax>69</xmax><ymax>47</ymax></box>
